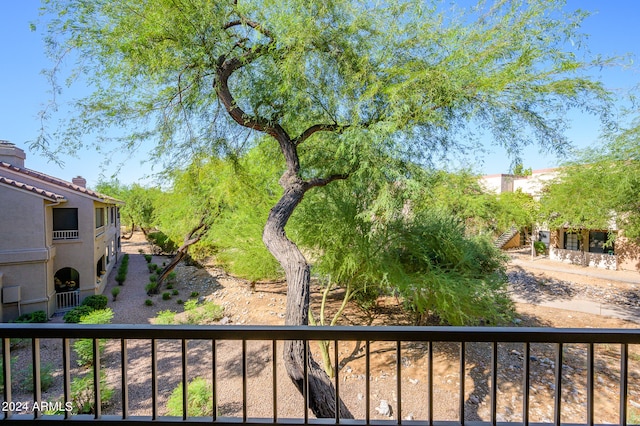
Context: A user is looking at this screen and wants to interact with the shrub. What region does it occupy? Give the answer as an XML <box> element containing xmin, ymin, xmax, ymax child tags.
<box><xmin>147</xmin><ymin>231</ymin><xmax>178</xmax><ymax>254</ymax></box>
<box><xmin>145</xmin><ymin>282</ymin><xmax>159</xmax><ymax>295</ymax></box>
<box><xmin>166</xmin><ymin>271</ymin><xmax>177</xmax><ymax>283</ymax></box>
<box><xmin>148</xmin><ymin>263</ymin><xmax>158</xmax><ymax>273</ymax></box>
<box><xmin>172</xmin><ymin>290</ymin><xmax>179</xmax><ymax>296</ymax></box>
<box><xmin>115</xmin><ymin>272</ymin><xmax>126</xmax><ymax>285</ymax></box>
<box><xmin>190</xmin><ymin>291</ymin><xmax>199</xmax><ymax>298</ymax></box>
<box><xmin>183</xmin><ymin>302</ymin><xmax>224</xmax><ymax>325</ymax></box>
<box><xmin>144</xmin><ymin>254</ymin><xmax>152</xmax><ymax>263</ymax></box>
<box><xmin>111</xmin><ymin>287</ymin><xmax>121</xmax><ymax>300</ymax></box>
<box><xmin>166</xmin><ymin>377</ymin><xmax>213</xmax><ymax>417</ymax></box>
<box><xmin>166</xmin><ymin>283</ymin><xmax>174</xmax><ymax>289</ymax></box>
<box><xmin>13</xmin><ymin>310</ymin><xmax>48</xmax><ymax>323</ymax></box>
<box><xmin>63</xmin><ymin>306</ymin><xmax>95</xmax><ymax>323</ymax></box>
<box><xmin>22</xmin><ymin>362</ymin><xmax>55</xmax><ymax>392</ymax></box>
<box><xmin>184</xmin><ymin>299</ymin><xmax>198</xmax><ymax>311</ymax></box>
<box><xmin>162</xmin><ymin>292</ymin><xmax>171</xmax><ymax>300</ymax></box>
<box><xmin>149</xmin><ymin>274</ymin><xmax>158</xmax><ymax>282</ymax></box>
<box><xmin>176</xmin><ymin>299</ymin><xmax>184</xmax><ymax>305</ymax></box>
<box><xmin>145</xmin><ymin>299</ymin><xmax>154</xmax><ymax>306</ymax></box>
<box><xmin>74</xmin><ymin>309</ymin><xmax>114</xmax><ymax>366</ymax></box>
<box><xmin>534</xmin><ymin>241</ymin><xmax>547</xmax><ymax>255</ymax></box>
<box><xmin>81</xmin><ymin>295</ymin><xmax>108</xmax><ymax>310</ymax></box>
<box><xmin>154</xmin><ymin>310</ymin><xmax>176</xmax><ymax>325</ymax></box>
<box><xmin>71</xmin><ymin>371</ymin><xmax>113</xmax><ymax>414</ymax></box>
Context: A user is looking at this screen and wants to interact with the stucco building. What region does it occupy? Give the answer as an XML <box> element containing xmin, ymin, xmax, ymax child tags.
<box><xmin>480</xmin><ymin>168</ymin><xmax>640</xmax><ymax>272</ymax></box>
<box><xmin>0</xmin><ymin>141</ymin><xmax>123</xmax><ymax>321</ymax></box>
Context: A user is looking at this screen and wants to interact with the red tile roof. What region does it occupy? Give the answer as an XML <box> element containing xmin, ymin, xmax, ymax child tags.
<box><xmin>0</xmin><ymin>161</ymin><xmax>123</xmax><ymax>204</ymax></box>
<box><xmin>0</xmin><ymin>175</ymin><xmax>66</xmax><ymax>202</ymax></box>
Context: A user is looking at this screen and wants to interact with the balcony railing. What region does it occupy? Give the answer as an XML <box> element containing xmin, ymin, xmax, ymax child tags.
<box><xmin>1</xmin><ymin>324</ymin><xmax>639</xmax><ymax>425</ymax></box>
<box><xmin>52</xmin><ymin>230</ymin><xmax>79</xmax><ymax>240</ymax></box>
<box><xmin>55</xmin><ymin>290</ymin><xmax>80</xmax><ymax>312</ymax></box>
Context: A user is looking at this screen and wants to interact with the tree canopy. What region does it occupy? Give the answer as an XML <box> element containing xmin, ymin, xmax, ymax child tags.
<box><xmin>39</xmin><ymin>0</ymin><xmax>615</xmax><ymax>418</ymax></box>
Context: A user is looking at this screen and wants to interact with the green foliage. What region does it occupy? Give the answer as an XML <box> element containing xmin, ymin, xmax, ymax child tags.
<box><xmin>183</xmin><ymin>299</ymin><xmax>198</xmax><ymax>311</ymax></box>
<box><xmin>81</xmin><ymin>295</ymin><xmax>108</xmax><ymax>310</ymax></box>
<box><xmin>154</xmin><ymin>310</ymin><xmax>176</xmax><ymax>325</ymax></box>
<box><xmin>534</xmin><ymin>241</ymin><xmax>547</xmax><ymax>255</ymax></box>
<box><xmin>111</xmin><ymin>286</ymin><xmax>121</xmax><ymax>300</ymax></box>
<box><xmin>116</xmin><ymin>272</ymin><xmax>126</xmax><ymax>285</ymax></box>
<box><xmin>147</xmin><ymin>231</ymin><xmax>178</xmax><ymax>254</ymax></box>
<box><xmin>21</xmin><ymin>362</ymin><xmax>55</xmax><ymax>393</ymax></box>
<box><xmin>162</xmin><ymin>292</ymin><xmax>171</xmax><ymax>300</ymax></box>
<box><xmin>166</xmin><ymin>377</ymin><xmax>213</xmax><ymax>417</ymax></box>
<box><xmin>63</xmin><ymin>305</ymin><xmax>94</xmax><ymax>323</ymax></box>
<box><xmin>71</xmin><ymin>371</ymin><xmax>113</xmax><ymax>414</ymax></box>
<box><xmin>148</xmin><ymin>263</ymin><xmax>158</xmax><ymax>272</ymax></box>
<box><xmin>190</xmin><ymin>291</ymin><xmax>199</xmax><ymax>298</ymax></box>
<box><xmin>74</xmin><ymin>309</ymin><xmax>114</xmax><ymax>366</ymax></box>
<box><xmin>181</xmin><ymin>302</ymin><xmax>224</xmax><ymax>324</ymax></box>
<box><xmin>176</xmin><ymin>299</ymin><xmax>184</xmax><ymax>305</ymax></box>
<box><xmin>13</xmin><ymin>310</ymin><xmax>48</xmax><ymax>323</ymax></box>
<box><xmin>95</xmin><ymin>181</ymin><xmax>161</xmax><ymax>232</ymax></box>
<box><xmin>144</xmin><ymin>254</ymin><xmax>152</xmax><ymax>263</ymax></box>
<box><xmin>173</xmin><ymin>290</ymin><xmax>179</xmax><ymax>296</ymax></box>
<box><xmin>145</xmin><ymin>299</ymin><xmax>154</xmax><ymax>306</ymax></box>
<box><xmin>146</xmin><ymin>282</ymin><xmax>159</xmax><ymax>295</ymax></box>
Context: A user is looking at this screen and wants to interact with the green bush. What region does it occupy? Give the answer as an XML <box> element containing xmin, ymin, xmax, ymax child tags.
<box><xmin>182</xmin><ymin>302</ymin><xmax>223</xmax><ymax>325</ymax></box>
<box><xmin>22</xmin><ymin>362</ymin><xmax>55</xmax><ymax>392</ymax></box>
<box><xmin>145</xmin><ymin>299</ymin><xmax>154</xmax><ymax>306</ymax></box>
<box><xmin>172</xmin><ymin>290</ymin><xmax>179</xmax><ymax>296</ymax></box>
<box><xmin>144</xmin><ymin>254</ymin><xmax>152</xmax><ymax>263</ymax></box>
<box><xmin>166</xmin><ymin>377</ymin><xmax>213</xmax><ymax>417</ymax></box>
<box><xmin>162</xmin><ymin>292</ymin><xmax>171</xmax><ymax>300</ymax></box>
<box><xmin>145</xmin><ymin>282</ymin><xmax>159</xmax><ymax>295</ymax></box>
<box><xmin>147</xmin><ymin>231</ymin><xmax>178</xmax><ymax>254</ymax></box>
<box><xmin>74</xmin><ymin>309</ymin><xmax>114</xmax><ymax>366</ymax></box>
<box><xmin>63</xmin><ymin>306</ymin><xmax>95</xmax><ymax>323</ymax></box>
<box><xmin>71</xmin><ymin>371</ymin><xmax>113</xmax><ymax>414</ymax></box>
<box><xmin>13</xmin><ymin>310</ymin><xmax>48</xmax><ymax>323</ymax></box>
<box><xmin>534</xmin><ymin>241</ymin><xmax>547</xmax><ymax>255</ymax></box>
<box><xmin>111</xmin><ymin>286</ymin><xmax>121</xmax><ymax>300</ymax></box>
<box><xmin>148</xmin><ymin>263</ymin><xmax>158</xmax><ymax>273</ymax></box>
<box><xmin>115</xmin><ymin>272</ymin><xmax>126</xmax><ymax>285</ymax></box>
<box><xmin>154</xmin><ymin>310</ymin><xmax>176</xmax><ymax>324</ymax></box>
<box><xmin>149</xmin><ymin>274</ymin><xmax>158</xmax><ymax>282</ymax></box>
<box><xmin>190</xmin><ymin>291</ymin><xmax>199</xmax><ymax>298</ymax></box>
<box><xmin>81</xmin><ymin>295</ymin><xmax>108</xmax><ymax>310</ymax></box>
<box><xmin>176</xmin><ymin>299</ymin><xmax>184</xmax><ymax>304</ymax></box>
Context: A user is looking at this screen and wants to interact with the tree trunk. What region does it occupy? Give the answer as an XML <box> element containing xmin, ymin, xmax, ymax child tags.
<box><xmin>121</xmin><ymin>221</ymin><xmax>135</xmax><ymax>240</ymax></box>
<box><xmin>157</xmin><ymin>218</ymin><xmax>207</xmax><ymax>286</ymax></box>
<box><xmin>263</xmin><ymin>180</ymin><xmax>353</xmax><ymax>419</ymax></box>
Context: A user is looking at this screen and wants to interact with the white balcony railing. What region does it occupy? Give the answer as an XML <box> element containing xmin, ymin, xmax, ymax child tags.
<box><xmin>55</xmin><ymin>290</ymin><xmax>80</xmax><ymax>312</ymax></box>
<box><xmin>52</xmin><ymin>230</ymin><xmax>79</xmax><ymax>240</ymax></box>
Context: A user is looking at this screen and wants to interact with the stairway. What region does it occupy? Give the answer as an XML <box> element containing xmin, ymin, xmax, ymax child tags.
<box><xmin>494</xmin><ymin>226</ymin><xmax>519</xmax><ymax>249</ymax></box>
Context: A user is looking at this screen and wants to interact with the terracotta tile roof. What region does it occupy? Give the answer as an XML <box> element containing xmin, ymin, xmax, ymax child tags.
<box><xmin>0</xmin><ymin>175</ymin><xmax>66</xmax><ymax>202</ymax></box>
<box><xmin>0</xmin><ymin>161</ymin><xmax>123</xmax><ymax>204</ymax></box>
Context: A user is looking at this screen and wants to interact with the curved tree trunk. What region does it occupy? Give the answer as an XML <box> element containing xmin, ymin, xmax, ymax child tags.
<box><xmin>263</xmin><ymin>179</ymin><xmax>353</xmax><ymax>419</ymax></box>
<box><xmin>121</xmin><ymin>221</ymin><xmax>135</xmax><ymax>240</ymax></box>
<box><xmin>157</xmin><ymin>217</ymin><xmax>208</xmax><ymax>286</ymax></box>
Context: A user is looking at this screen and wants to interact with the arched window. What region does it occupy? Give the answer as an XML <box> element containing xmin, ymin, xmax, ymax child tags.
<box><xmin>54</xmin><ymin>268</ymin><xmax>80</xmax><ymax>292</ymax></box>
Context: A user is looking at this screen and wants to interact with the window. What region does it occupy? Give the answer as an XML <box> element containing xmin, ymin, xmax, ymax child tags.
<box><xmin>564</xmin><ymin>231</ymin><xmax>580</xmax><ymax>251</ymax></box>
<box><xmin>589</xmin><ymin>231</ymin><xmax>614</xmax><ymax>254</ymax></box>
<box><xmin>53</xmin><ymin>208</ymin><xmax>78</xmax><ymax>231</ymax></box>
<box><xmin>95</xmin><ymin>208</ymin><xmax>105</xmax><ymax>228</ymax></box>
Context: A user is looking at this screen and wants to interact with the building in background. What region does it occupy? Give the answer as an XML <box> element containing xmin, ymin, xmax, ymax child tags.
<box><xmin>0</xmin><ymin>141</ymin><xmax>123</xmax><ymax>321</ymax></box>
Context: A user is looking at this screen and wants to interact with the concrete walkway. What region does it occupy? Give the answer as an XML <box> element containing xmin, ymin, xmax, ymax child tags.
<box><xmin>508</xmin><ymin>253</ymin><xmax>640</xmax><ymax>324</ymax></box>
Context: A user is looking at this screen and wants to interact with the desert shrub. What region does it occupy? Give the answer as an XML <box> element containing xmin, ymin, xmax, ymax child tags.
<box><xmin>176</xmin><ymin>299</ymin><xmax>184</xmax><ymax>304</ymax></box>
<box><xmin>172</xmin><ymin>290</ymin><xmax>179</xmax><ymax>296</ymax></box>
<box><xmin>71</xmin><ymin>371</ymin><xmax>113</xmax><ymax>414</ymax></box>
<box><xmin>145</xmin><ymin>281</ymin><xmax>159</xmax><ymax>295</ymax></box>
<box><xmin>167</xmin><ymin>271</ymin><xmax>177</xmax><ymax>281</ymax></box>
<box><xmin>21</xmin><ymin>362</ymin><xmax>55</xmax><ymax>392</ymax></box>
<box><xmin>183</xmin><ymin>302</ymin><xmax>223</xmax><ymax>325</ymax></box>
<box><xmin>63</xmin><ymin>306</ymin><xmax>94</xmax><ymax>323</ymax></box>
<box><xmin>147</xmin><ymin>231</ymin><xmax>178</xmax><ymax>254</ymax></box>
<box><xmin>149</xmin><ymin>274</ymin><xmax>158</xmax><ymax>282</ymax></box>
<box><xmin>13</xmin><ymin>310</ymin><xmax>47</xmax><ymax>323</ymax></box>
<box><xmin>74</xmin><ymin>309</ymin><xmax>114</xmax><ymax>366</ymax></box>
<box><xmin>145</xmin><ymin>299</ymin><xmax>154</xmax><ymax>306</ymax></box>
<box><xmin>115</xmin><ymin>272</ymin><xmax>126</xmax><ymax>285</ymax></box>
<box><xmin>148</xmin><ymin>263</ymin><xmax>157</xmax><ymax>272</ymax></box>
<box><xmin>144</xmin><ymin>254</ymin><xmax>152</xmax><ymax>263</ymax></box>
<box><xmin>162</xmin><ymin>292</ymin><xmax>171</xmax><ymax>300</ymax></box>
<box><xmin>183</xmin><ymin>299</ymin><xmax>198</xmax><ymax>311</ymax></box>
<box><xmin>534</xmin><ymin>241</ymin><xmax>547</xmax><ymax>255</ymax></box>
<box><xmin>166</xmin><ymin>377</ymin><xmax>213</xmax><ymax>417</ymax></box>
<box><xmin>154</xmin><ymin>310</ymin><xmax>176</xmax><ymax>325</ymax></box>
<box><xmin>166</xmin><ymin>283</ymin><xmax>174</xmax><ymax>289</ymax></box>
<box><xmin>81</xmin><ymin>295</ymin><xmax>108</xmax><ymax>310</ymax></box>
<box><xmin>190</xmin><ymin>291</ymin><xmax>199</xmax><ymax>298</ymax></box>
<box><xmin>111</xmin><ymin>287</ymin><xmax>121</xmax><ymax>300</ymax></box>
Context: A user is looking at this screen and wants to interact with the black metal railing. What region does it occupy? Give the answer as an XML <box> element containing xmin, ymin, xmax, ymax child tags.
<box><xmin>1</xmin><ymin>324</ymin><xmax>639</xmax><ymax>425</ymax></box>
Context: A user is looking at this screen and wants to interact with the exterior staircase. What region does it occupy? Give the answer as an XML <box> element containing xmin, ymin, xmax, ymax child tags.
<box><xmin>494</xmin><ymin>226</ymin><xmax>519</xmax><ymax>249</ymax></box>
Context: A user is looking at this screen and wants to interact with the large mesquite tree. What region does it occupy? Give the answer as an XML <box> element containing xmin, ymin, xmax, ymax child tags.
<box><xmin>39</xmin><ymin>0</ymin><xmax>612</xmax><ymax>417</ymax></box>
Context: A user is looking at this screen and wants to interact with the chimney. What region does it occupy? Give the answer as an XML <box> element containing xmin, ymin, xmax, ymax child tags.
<box><xmin>0</xmin><ymin>140</ymin><xmax>26</xmax><ymax>168</ymax></box>
<box><xmin>72</xmin><ymin>176</ymin><xmax>87</xmax><ymax>188</ymax></box>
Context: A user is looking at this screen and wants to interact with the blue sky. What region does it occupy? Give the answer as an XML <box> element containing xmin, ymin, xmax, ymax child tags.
<box><xmin>1</xmin><ymin>1</ymin><xmax>639</xmax><ymax>188</ymax></box>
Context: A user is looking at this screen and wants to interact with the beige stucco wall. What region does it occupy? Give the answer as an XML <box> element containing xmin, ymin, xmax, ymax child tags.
<box><xmin>0</xmin><ymin>184</ymin><xmax>57</xmax><ymax>320</ymax></box>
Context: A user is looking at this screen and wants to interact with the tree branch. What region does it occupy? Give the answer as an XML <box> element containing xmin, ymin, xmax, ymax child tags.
<box><xmin>304</xmin><ymin>173</ymin><xmax>349</xmax><ymax>190</ymax></box>
<box><xmin>294</xmin><ymin>123</ymin><xmax>349</xmax><ymax>146</ymax></box>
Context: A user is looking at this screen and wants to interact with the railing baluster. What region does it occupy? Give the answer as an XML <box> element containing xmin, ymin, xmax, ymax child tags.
<box><xmin>121</xmin><ymin>338</ymin><xmax>128</xmax><ymax>419</ymax></box>
<box><xmin>334</xmin><ymin>339</ymin><xmax>340</xmax><ymax>423</ymax></box>
<box><xmin>62</xmin><ymin>338</ymin><xmax>71</xmax><ymax>419</ymax></box>
<box><xmin>2</xmin><ymin>338</ymin><xmax>11</xmax><ymax>419</ymax></box>
<box><xmin>32</xmin><ymin>338</ymin><xmax>41</xmax><ymax>419</ymax></box>
<box><xmin>182</xmin><ymin>339</ymin><xmax>188</xmax><ymax>420</ymax></box>
<box><xmin>212</xmin><ymin>340</ymin><xmax>217</xmax><ymax>422</ymax></box>
<box><xmin>428</xmin><ymin>341</ymin><xmax>433</xmax><ymax>426</ymax></box>
<box><xmin>242</xmin><ymin>339</ymin><xmax>247</xmax><ymax>422</ymax></box>
<box><xmin>491</xmin><ymin>342</ymin><xmax>498</xmax><ymax>426</ymax></box>
<box><xmin>273</xmin><ymin>339</ymin><xmax>278</xmax><ymax>422</ymax></box>
<box><xmin>93</xmin><ymin>338</ymin><xmax>101</xmax><ymax>419</ymax></box>
<box><xmin>587</xmin><ymin>343</ymin><xmax>594</xmax><ymax>426</ymax></box>
<box><xmin>396</xmin><ymin>340</ymin><xmax>402</xmax><ymax>425</ymax></box>
<box><xmin>620</xmin><ymin>343</ymin><xmax>628</xmax><ymax>426</ymax></box>
<box><xmin>304</xmin><ymin>340</ymin><xmax>309</xmax><ymax>424</ymax></box>
<box><xmin>523</xmin><ymin>342</ymin><xmax>530</xmax><ymax>426</ymax></box>
<box><xmin>554</xmin><ymin>343</ymin><xmax>563</xmax><ymax>426</ymax></box>
<box><xmin>151</xmin><ymin>338</ymin><xmax>157</xmax><ymax>420</ymax></box>
<box><xmin>460</xmin><ymin>342</ymin><xmax>465</xmax><ymax>426</ymax></box>
<box><xmin>366</xmin><ymin>340</ymin><xmax>370</xmax><ymax>425</ymax></box>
